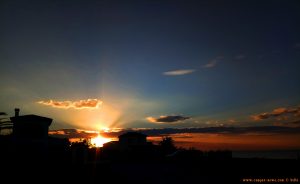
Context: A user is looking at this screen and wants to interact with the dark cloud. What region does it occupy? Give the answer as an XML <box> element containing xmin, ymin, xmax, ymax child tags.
<box><xmin>282</xmin><ymin>120</ymin><xmax>300</xmax><ymax>127</ymax></box>
<box><xmin>50</xmin><ymin>121</ymin><xmax>300</xmax><ymax>140</ymax></box>
<box><xmin>127</xmin><ymin>125</ymin><xmax>300</xmax><ymax>136</ymax></box>
<box><xmin>251</xmin><ymin>106</ymin><xmax>300</xmax><ymax>121</ymax></box>
<box><xmin>49</xmin><ymin>129</ymin><xmax>98</xmax><ymax>139</ymax></box>
<box><xmin>147</xmin><ymin>115</ymin><xmax>190</xmax><ymax>123</ymax></box>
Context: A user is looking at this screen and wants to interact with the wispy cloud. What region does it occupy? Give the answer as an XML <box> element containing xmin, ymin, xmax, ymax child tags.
<box><xmin>146</xmin><ymin>115</ymin><xmax>190</xmax><ymax>123</ymax></box>
<box><xmin>38</xmin><ymin>99</ymin><xmax>103</xmax><ymax>109</ymax></box>
<box><xmin>203</xmin><ymin>60</ymin><xmax>217</xmax><ymax>68</ymax></box>
<box><xmin>251</xmin><ymin>106</ymin><xmax>300</xmax><ymax>121</ymax></box>
<box><xmin>163</xmin><ymin>69</ymin><xmax>196</xmax><ymax>76</ymax></box>
<box><xmin>203</xmin><ymin>56</ymin><xmax>223</xmax><ymax>68</ymax></box>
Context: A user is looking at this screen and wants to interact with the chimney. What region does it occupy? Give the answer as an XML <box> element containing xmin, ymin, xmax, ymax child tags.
<box><xmin>14</xmin><ymin>108</ymin><xmax>20</xmax><ymax>117</ymax></box>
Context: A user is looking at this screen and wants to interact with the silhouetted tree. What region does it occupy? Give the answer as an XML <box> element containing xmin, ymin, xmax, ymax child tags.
<box><xmin>70</xmin><ymin>140</ymin><xmax>89</xmax><ymax>164</ymax></box>
<box><xmin>71</xmin><ymin>139</ymin><xmax>89</xmax><ymax>148</ymax></box>
<box><xmin>159</xmin><ymin>136</ymin><xmax>177</xmax><ymax>155</ymax></box>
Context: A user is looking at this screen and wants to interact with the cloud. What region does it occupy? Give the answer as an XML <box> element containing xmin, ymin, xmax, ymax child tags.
<box><xmin>251</xmin><ymin>106</ymin><xmax>300</xmax><ymax>121</ymax></box>
<box><xmin>38</xmin><ymin>99</ymin><xmax>103</xmax><ymax>109</ymax></box>
<box><xmin>147</xmin><ymin>115</ymin><xmax>190</xmax><ymax>123</ymax></box>
<box><xmin>203</xmin><ymin>60</ymin><xmax>217</xmax><ymax>68</ymax></box>
<box><xmin>163</xmin><ymin>69</ymin><xmax>196</xmax><ymax>76</ymax></box>
<box><xmin>128</xmin><ymin>125</ymin><xmax>300</xmax><ymax>136</ymax></box>
<box><xmin>228</xmin><ymin>119</ymin><xmax>237</xmax><ymax>124</ymax></box>
<box><xmin>273</xmin><ymin>120</ymin><xmax>300</xmax><ymax>128</ymax></box>
<box><xmin>49</xmin><ymin>129</ymin><xmax>98</xmax><ymax>138</ymax></box>
<box><xmin>49</xmin><ymin>121</ymin><xmax>300</xmax><ymax>140</ymax></box>
<box><xmin>203</xmin><ymin>56</ymin><xmax>223</xmax><ymax>68</ymax></box>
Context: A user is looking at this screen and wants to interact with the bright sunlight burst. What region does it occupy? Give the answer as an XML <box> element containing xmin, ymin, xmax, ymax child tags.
<box><xmin>91</xmin><ymin>134</ymin><xmax>111</xmax><ymax>147</ymax></box>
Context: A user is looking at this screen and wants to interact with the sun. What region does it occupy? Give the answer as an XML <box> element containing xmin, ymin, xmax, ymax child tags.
<box><xmin>91</xmin><ymin>134</ymin><xmax>111</xmax><ymax>147</ymax></box>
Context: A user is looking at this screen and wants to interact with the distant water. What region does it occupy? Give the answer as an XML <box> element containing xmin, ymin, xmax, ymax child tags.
<box><xmin>233</xmin><ymin>150</ymin><xmax>300</xmax><ymax>159</ymax></box>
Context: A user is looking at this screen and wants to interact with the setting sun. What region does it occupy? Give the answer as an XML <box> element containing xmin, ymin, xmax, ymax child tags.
<box><xmin>91</xmin><ymin>134</ymin><xmax>111</xmax><ymax>147</ymax></box>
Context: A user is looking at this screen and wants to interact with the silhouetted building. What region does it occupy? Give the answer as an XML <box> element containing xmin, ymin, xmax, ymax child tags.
<box><xmin>7</xmin><ymin>109</ymin><xmax>69</xmax><ymax>163</ymax></box>
<box><xmin>11</xmin><ymin>110</ymin><xmax>52</xmax><ymax>140</ymax></box>
<box><xmin>118</xmin><ymin>132</ymin><xmax>147</xmax><ymax>146</ymax></box>
<box><xmin>101</xmin><ymin>132</ymin><xmax>159</xmax><ymax>161</ymax></box>
<box><xmin>103</xmin><ymin>132</ymin><xmax>149</xmax><ymax>150</ymax></box>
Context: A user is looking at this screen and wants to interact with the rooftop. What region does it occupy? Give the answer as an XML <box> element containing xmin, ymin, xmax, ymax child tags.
<box><xmin>10</xmin><ymin>115</ymin><xmax>52</xmax><ymax>126</ymax></box>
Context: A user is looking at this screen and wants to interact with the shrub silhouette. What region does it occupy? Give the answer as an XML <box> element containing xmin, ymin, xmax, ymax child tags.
<box><xmin>159</xmin><ymin>136</ymin><xmax>177</xmax><ymax>155</ymax></box>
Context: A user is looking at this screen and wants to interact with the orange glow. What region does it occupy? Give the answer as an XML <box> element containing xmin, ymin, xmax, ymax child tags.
<box><xmin>148</xmin><ymin>133</ymin><xmax>300</xmax><ymax>151</ymax></box>
<box><xmin>71</xmin><ymin>102</ymin><xmax>122</xmax><ymax>131</ymax></box>
<box><xmin>101</xmin><ymin>127</ymin><xmax>110</xmax><ymax>132</ymax></box>
<box><xmin>90</xmin><ymin>134</ymin><xmax>111</xmax><ymax>147</ymax></box>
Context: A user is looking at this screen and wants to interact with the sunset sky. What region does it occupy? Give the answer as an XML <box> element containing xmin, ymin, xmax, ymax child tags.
<box><xmin>1</xmin><ymin>0</ymin><xmax>300</xmax><ymax>150</ymax></box>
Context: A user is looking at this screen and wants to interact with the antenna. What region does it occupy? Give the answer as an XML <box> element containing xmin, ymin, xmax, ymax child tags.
<box><xmin>14</xmin><ymin>108</ymin><xmax>20</xmax><ymax>117</ymax></box>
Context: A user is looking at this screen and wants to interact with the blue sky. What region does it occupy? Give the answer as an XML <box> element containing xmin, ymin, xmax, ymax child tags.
<box><xmin>1</xmin><ymin>0</ymin><xmax>300</xmax><ymax>131</ymax></box>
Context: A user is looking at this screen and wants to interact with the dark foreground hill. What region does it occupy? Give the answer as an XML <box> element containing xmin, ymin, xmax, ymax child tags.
<box><xmin>2</xmin><ymin>156</ymin><xmax>299</xmax><ymax>184</ymax></box>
